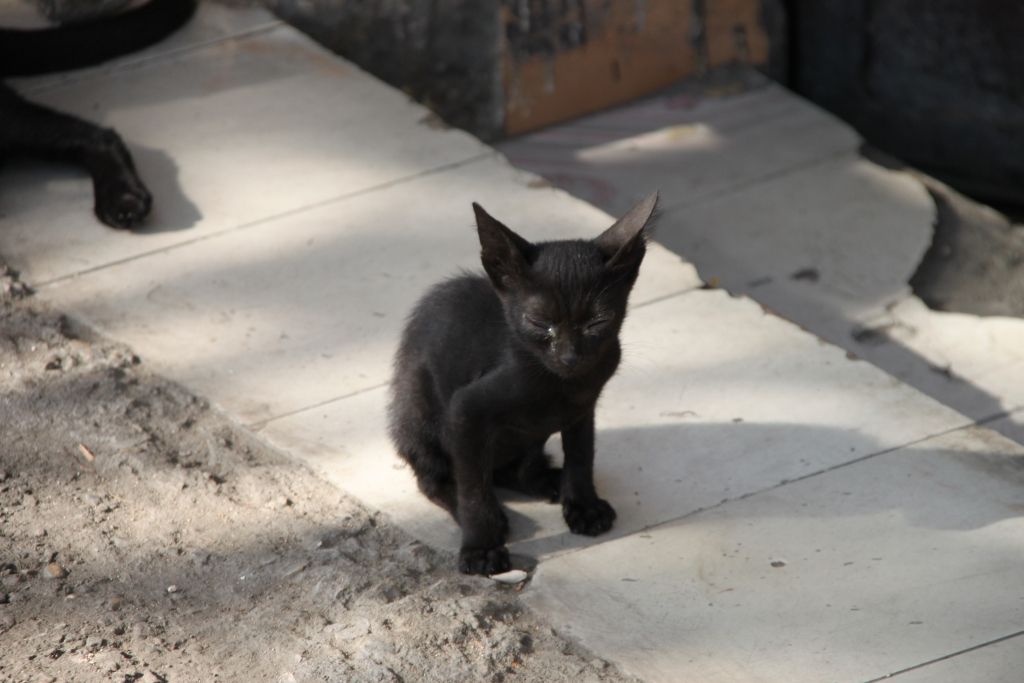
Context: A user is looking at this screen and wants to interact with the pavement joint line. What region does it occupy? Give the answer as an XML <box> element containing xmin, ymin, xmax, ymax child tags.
<box><xmin>19</xmin><ymin>20</ymin><xmax>284</xmax><ymax>95</ymax></box>
<box><xmin>976</xmin><ymin>408</ymin><xmax>1021</xmax><ymax>427</ymax></box>
<box><xmin>862</xmin><ymin>629</ymin><xmax>1024</xmax><ymax>682</ymax></box>
<box><xmin>540</xmin><ymin>417</ymin><xmax>978</xmax><ymax>563</ymax></box>
<box><xmin>657</xmin><ymin>146</ymin><xmax>856</xmax><ymax>215</ymax></box>
<box><xmin>33</xmin><ymin>150</ymin><xmax>497</xmax><ymax>290</ymax></box>
<box><xmin>244</xmin><ymin>286</ymin><xmax>718</xmax><ymax>429</ymax></box>
<box><xmin>248</xmin><ymin>381</ymin><xmax>390</xmax><ymax>431</ymax></box>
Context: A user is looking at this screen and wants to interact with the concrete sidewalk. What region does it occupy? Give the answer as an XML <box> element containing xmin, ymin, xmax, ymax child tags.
<box><xmin>4</xmin><ymin>5</ymin><xmax>1024</xmax><ymax>682</ymax></box>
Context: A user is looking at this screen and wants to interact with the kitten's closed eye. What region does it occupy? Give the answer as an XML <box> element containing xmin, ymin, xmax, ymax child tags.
<box><xmin>584</xmin><ymin>316</ymin><xmax>614</xmax><ymax>335</ymax></box>
<box><xmin>524</xmin><ymin>315</ymin><xmax>553</xmax><ymax>335</ymax></box>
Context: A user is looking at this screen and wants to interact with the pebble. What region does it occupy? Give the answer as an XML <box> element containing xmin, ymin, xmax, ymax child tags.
<box><xmin>31</xmin><ymin>527</ymin><xmax>47</xmax><ymax>539</ymax></box>
<box><xmin>22</xmin><ymin>494</ymin><xmax>37</xmax><ymax>508</ymax></box>
<box><xmin>357</xmin><ymin>636</ymin><xmax>395</xmax><ymax>664</ymax></box>
<box><xmin>140</xmin><ymin>672</ymin><xmax>165</xmax><ymax>683</ymax></box>
<box><xmin>109</xmin><ymin>596</ymin><xmax>124</xmax><ymax>611</ymax></box>
<box><xmin>0</xmin><ymin>613</ymin><xmax>14</xmax><ymax>631</ymax></box>
<box><xmin>82</xmin><ymin>493</ymin><xmax>103</xmax><ymax>507</ymax></box>
<box><xmin>489</xmin><ymin>569</ymin><xmax>529</xmax><ymax>584</ymax></box>
<box><xmin>0</xmin><ymin>470</ymin><xmax>9</xmax><ymax>482</ymax></box>
<box><xmin>44</xmin><ymin>563</ymin><xmax>68</xmax><ymax>580</ymax></box>
<box><xmin>324</xmin><ymin>617</ymin><xmax>371</xmax><ymax>647</ymax></box>
<box><xmin>166</xmin><ymin>585</ymin><xmax>179</xmax><ymax>594</ymax></box>
<box><xmin>268</xmin><ymin>495</ymin><xmax>292</xmax><ymax>510</ymax></box>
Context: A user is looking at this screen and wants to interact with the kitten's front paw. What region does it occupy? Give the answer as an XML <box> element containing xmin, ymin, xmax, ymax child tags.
<box><xmin>458</xmin><ymin>546</ymin><xmax>511</xmax><ymax>575</ymax></box>
<box><xmin>95</xmin><ymin>179</ymin><xmax>152</xmax><ymax>229</ymax></box>
<box><xmin>563</xmin><ymin>498</ymin><xmax>616</xmax><ymax>536</ymax></box>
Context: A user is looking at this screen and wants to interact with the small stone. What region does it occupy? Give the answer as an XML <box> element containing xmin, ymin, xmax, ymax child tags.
<box><xmin>22</xmin><ymin>494</ymin><xmax>37</xmax><ymax>508</ymax></box>
<box><xmin>85</xmin><ymin>635</ymin><xmax>104</xmax><ymax>651</ymax></box>
<box><xmin>82</xmin><ymin>493</ymin><xmax>102</xmax><ymax>507</ymax></box>
<box><xmin>357</xmin><ymin>635</ymin><xmax>395</xmax><ymax>663</ymax></box>
<box><xmin>324</xmin><ymin>617</ymin><xmax>371</xmax><ymax>647</ymax></box>
<box><xmin>31</xmin><ymin>527</ymin><xmax>47</xmax><ymax>539</ymax></box>
<box><xmin>130</xmin><ymin>621</ymin><xmax>149</xmax><ymax>640</ymax></box>
<box><xmin>0</xmin><ymin>470</ymin><xmax>9</xmax><ymax>482</ymax></box>
<box><xmin>44</xmin><ymin>563</ymin><xmax>68</xmax><ymax>579</ymax></box>
<box><xmin>770</xmin><ymin>559</ymin><xmax>787</xmax><ymax>568</ymax></box>
<box><xmin>2</xmin><ymin>574</ymin><xmax>22</xmax><ymax>588</ymax></box>
<box><xmin>140</xmin><ymin>671</ymin><xmax>165</xmax><ymax>683</ymax></box>
<box><xmin>489</xmin><ymin>569</ymin><xmax>529</xmax><ymax>584</ymax></box>
<box><xmin>165</xmin><ymin>585</ymin><xmax>179</xmax><ymax>594</ymax></box>
<box><xmin>109</xmin><ymin>596</ymin><xmax>124</xmax><ymax>611</ymax></box>
<box><xmin>0</xmin><ymin>612</ymin><xmax>14</xmax><ymax>631</ymax></box>
<box><xmin>268</xmin><ymin>495</ymin><xmax>292</xmax><ymax>509</ymax></box>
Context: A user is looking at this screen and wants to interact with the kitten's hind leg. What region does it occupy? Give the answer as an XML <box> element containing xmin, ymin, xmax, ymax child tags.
<box><xmin>495</xmin><ymin>448</ymin><xmax>562</xmax><ymax>503</ymax></box>
<box><xmin>397</xmin><ymin>441</ymin><xmax>458</xmax><ymax>517</ymax></box>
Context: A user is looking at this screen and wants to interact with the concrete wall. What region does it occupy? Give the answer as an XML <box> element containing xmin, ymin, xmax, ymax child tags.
<box><xmin>269</xmin><ymin>0</ymin><xmax>784</xmax><ymax>139</ymax></box>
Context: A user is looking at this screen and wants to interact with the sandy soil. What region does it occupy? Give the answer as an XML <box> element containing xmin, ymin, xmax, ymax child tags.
<box><xmin>0</xmin><ymin>261</ymin><xmax>635</xmax><ymax>683</ymax></box>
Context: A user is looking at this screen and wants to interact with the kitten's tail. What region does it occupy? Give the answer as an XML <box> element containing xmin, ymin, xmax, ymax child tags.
<box><xmin>0</xmin><ymin>0</ymin><xmax>198</xmax><ymax>77</ymax></box>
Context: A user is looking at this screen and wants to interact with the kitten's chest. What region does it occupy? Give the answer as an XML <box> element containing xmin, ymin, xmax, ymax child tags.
<box><xmin>499</xmin><ymin>388</ymin><xmax>595</xmax><ymax>438</ymax></box>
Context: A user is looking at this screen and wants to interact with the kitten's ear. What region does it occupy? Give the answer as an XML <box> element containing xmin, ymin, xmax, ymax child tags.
<box><xmin>595</xmin><ymin>191</ymin><xmax>658</xmax><ymax>271</ymax></box>
<box><xmin>473</xmin><ymin>202</ymin><xmax>533</xmax><ymax>291</ymax></box>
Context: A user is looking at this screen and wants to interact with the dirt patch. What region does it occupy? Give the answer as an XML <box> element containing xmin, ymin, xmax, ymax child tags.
<box><xmin>0</xmin><ymin>264</ymin><xmax>634</xmax><ymax>683</ymax></box>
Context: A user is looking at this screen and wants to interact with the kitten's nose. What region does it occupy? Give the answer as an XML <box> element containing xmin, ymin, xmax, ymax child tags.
<box><xmin>558</xmin><ymin>350</ymin><xmax>580</xmax><ymax>369</ymax></box>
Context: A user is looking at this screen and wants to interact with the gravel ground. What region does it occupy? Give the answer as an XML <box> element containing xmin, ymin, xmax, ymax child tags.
<box><xmin>0</xmin><ymin>262</ymin><xmax>636</xmax><ymax>683</ymax></box>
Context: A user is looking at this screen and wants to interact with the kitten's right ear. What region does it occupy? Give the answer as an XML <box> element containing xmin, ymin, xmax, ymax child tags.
<box><xmin>473</xmin><ymin>202</ymin><xmax>533</xmax><ymax>291</ymax></box>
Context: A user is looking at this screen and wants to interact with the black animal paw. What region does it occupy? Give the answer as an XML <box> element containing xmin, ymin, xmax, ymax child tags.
<box><xmin>95</xmin><ymin>179</ymin><xmax>152</xmax><ymax>229</ymax></box>
<box><xmin>563</xmin><ymin>498</ymin><xmax>616</xmax><ymax>536</ymax></box>
<box><xmin>458</xmin><ymin>546</ymin><xmax>511</xmax><ymax>575</ymax></box>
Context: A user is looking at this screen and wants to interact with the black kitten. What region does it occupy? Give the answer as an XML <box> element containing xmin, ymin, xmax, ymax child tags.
<box><xmin>388</xmin><ymin>193</ymin><xmax>657</xmax><ymax>575</ymax></box>
<box><xmin>0</xmin><ymin>0</ymin><xmax>196</xmax><ymax>228</ymax></box>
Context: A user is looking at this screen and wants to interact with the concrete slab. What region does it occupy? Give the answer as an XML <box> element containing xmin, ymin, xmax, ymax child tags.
<box><xmin>3</xmin><ymin>18</ymin><xmax>489</xmax><ymax>285</ymax></box>
<box><xmin>259</xmin><ymin>288</ymin><xmax>970</xmax><ymax>556</ymax></box>
<box><xmin>886</xmin><ymin>634</ymin><xmax>1024</xmax><ymax>683</ymax></box>
<box><xmin>654</xmin><ymin>155</ymin><xmax>933</xmax><ymax>306</ymax></box>
<box><xmin>39</xmin><ymin>155</ymin><xmax>699</xmax><ymax>425</ymax></box>
<box><xmin>524</xmin><ymin>425</ymin><xmax>1024</xmax><ymax>683</ymax></box>
<box><xmin>502</xmin><ymin>80</ymin><xmax>1024</xmax><ymax>450</ymax></box>
<box><xmin>499</xmin><ymin>82</ymin><xmax>858</xmax><ymax>218</ymax></box>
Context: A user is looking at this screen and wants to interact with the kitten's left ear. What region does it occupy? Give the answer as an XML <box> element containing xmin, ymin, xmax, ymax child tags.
<box><xmin>595</xmin><ymin>191</ymin><xmax>659</xmax><ymax>271</ymax></box>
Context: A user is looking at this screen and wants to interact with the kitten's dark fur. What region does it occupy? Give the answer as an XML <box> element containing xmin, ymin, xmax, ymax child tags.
<box><xmin>388</xmin><ymin>193</ymin><xmax>657</xmax><ymax>575</ymax></box>
<box><xmin>0</xmin><ymin>0</ymin><xmax>196</xmax><ymax>228</ymax></box>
